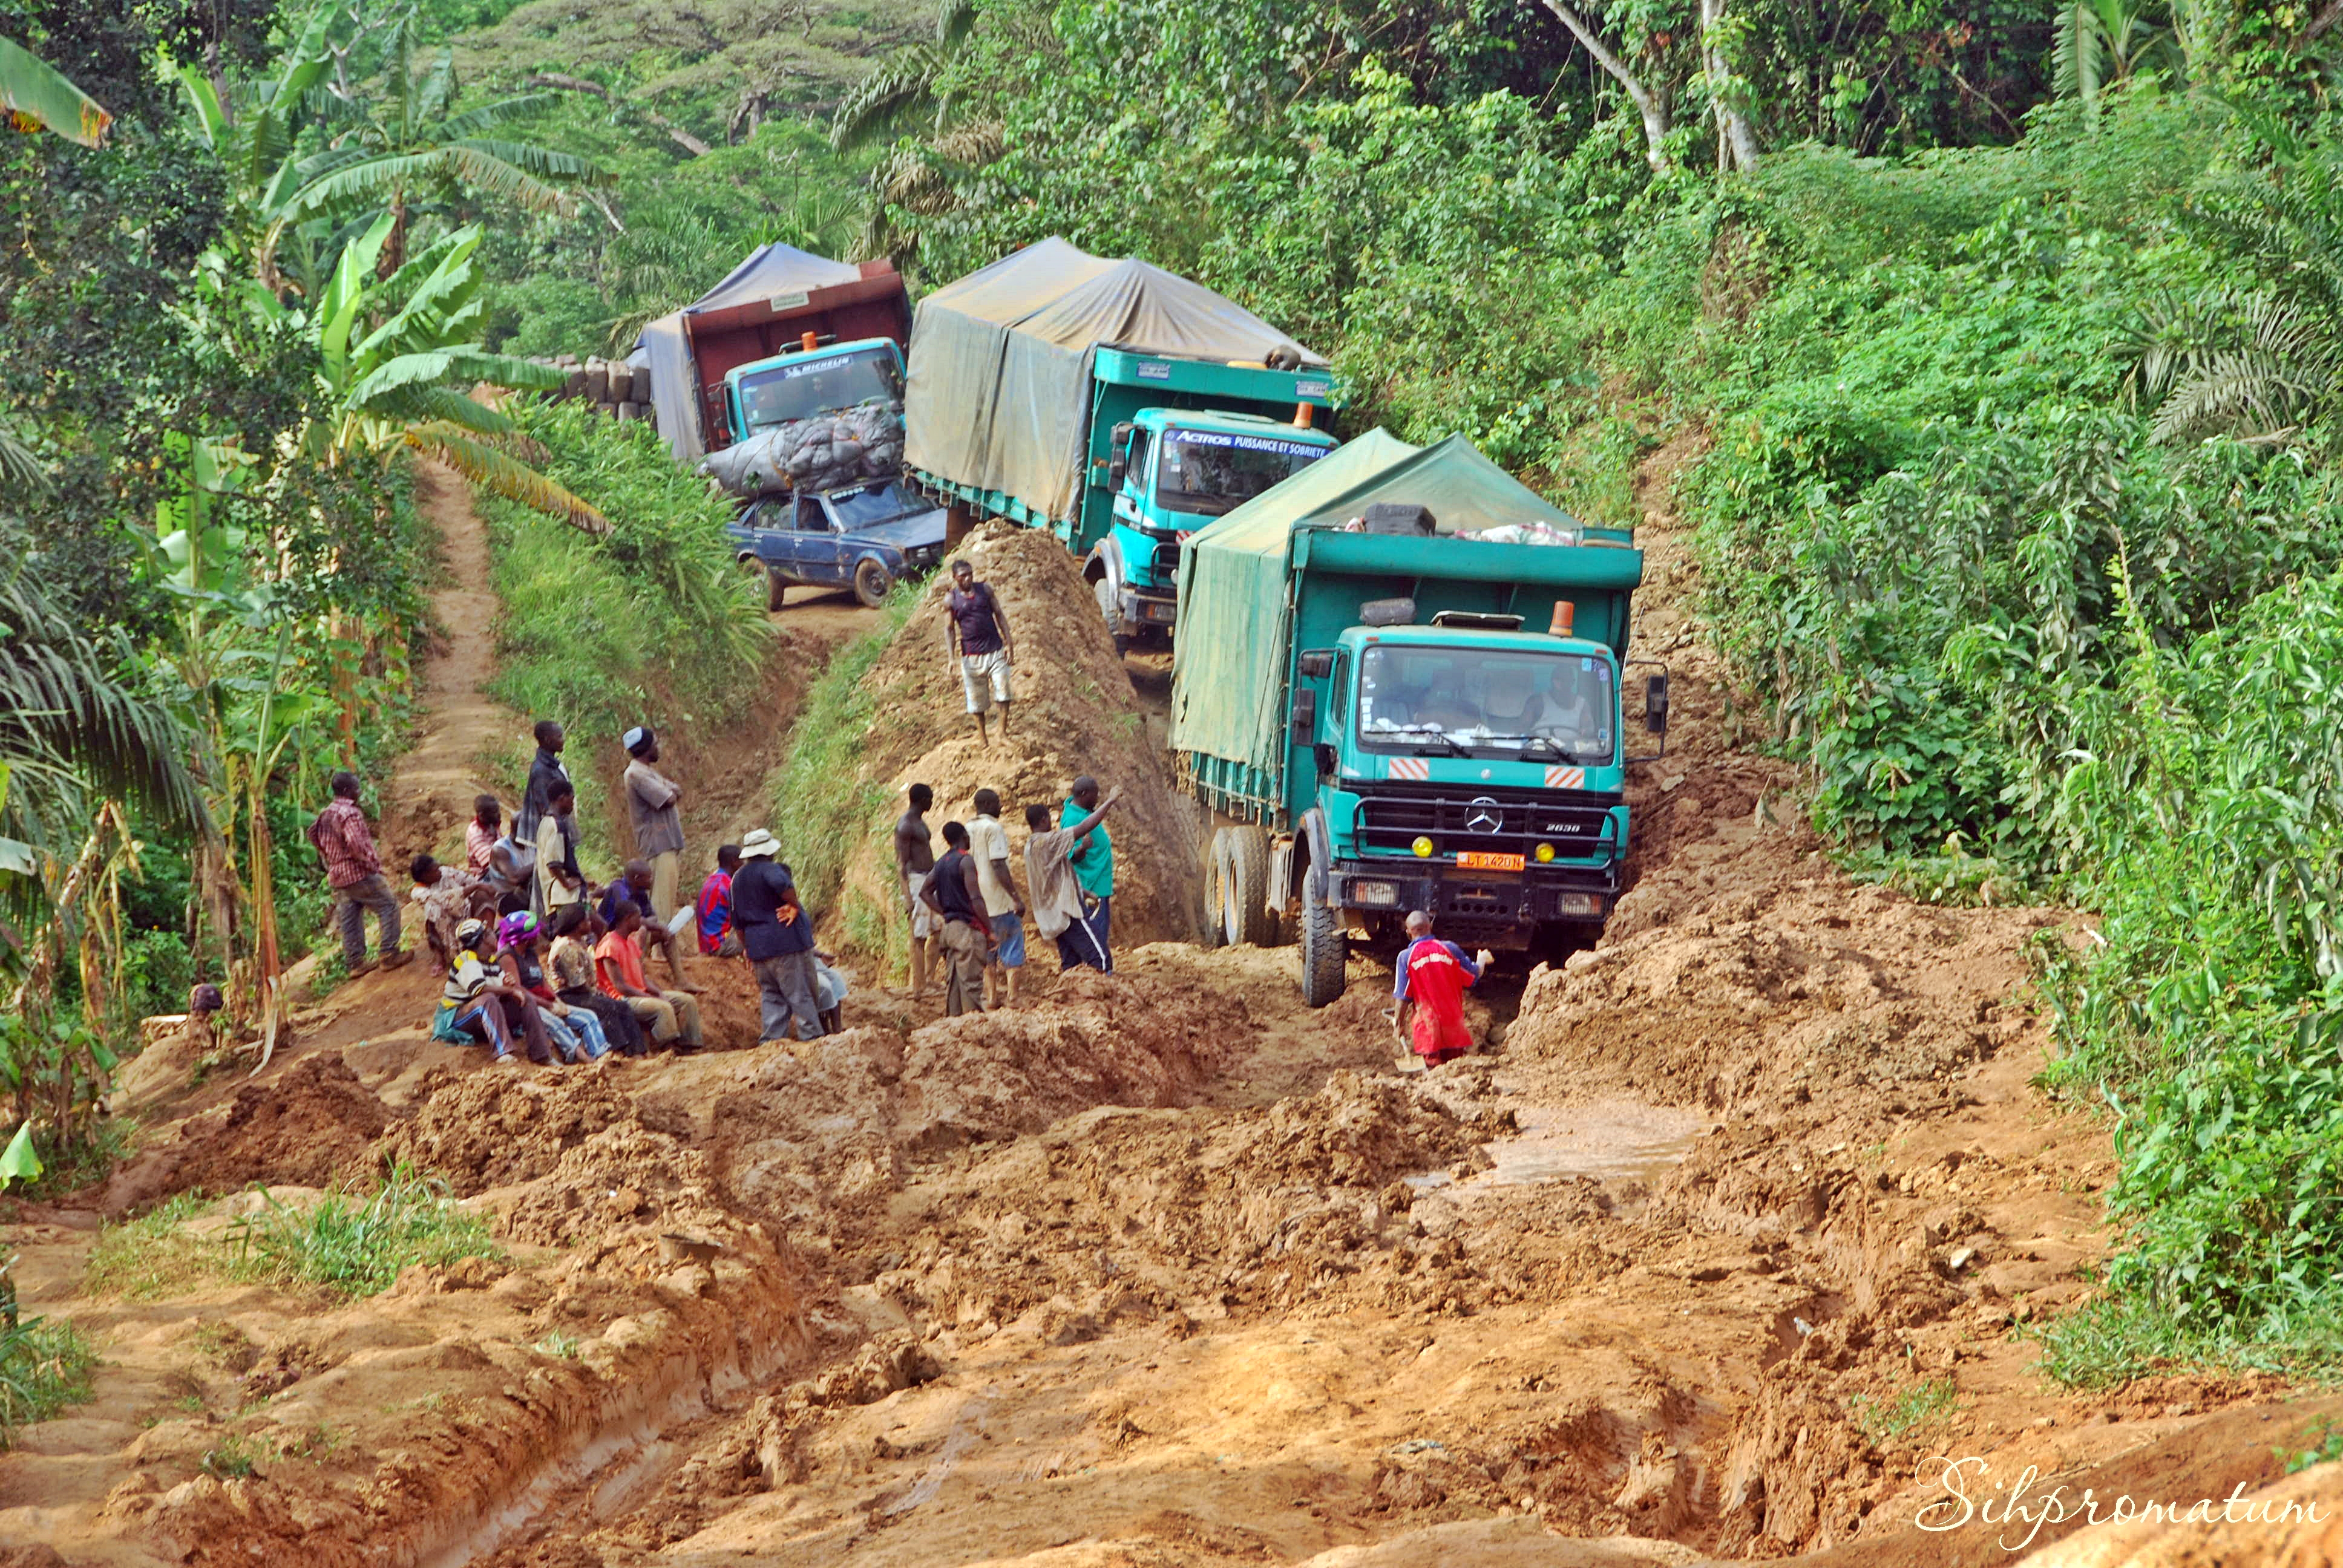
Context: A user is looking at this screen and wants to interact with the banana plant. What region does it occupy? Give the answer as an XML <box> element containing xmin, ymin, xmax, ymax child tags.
<box><xmin>1</xmin><ymin>34</ymin><xmax>111</xmax><ymax>147</ymax></box>
<box><xmin>304</xmin><ymin>211</ymin><xmax>609</xmax><ymax>532</ymax></box>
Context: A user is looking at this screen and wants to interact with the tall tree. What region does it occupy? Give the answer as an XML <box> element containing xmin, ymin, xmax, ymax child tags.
<box><xmin>1538</xmin><ymin>0</ymin><xmax>1673</xmax><ymax>174</ymax></box>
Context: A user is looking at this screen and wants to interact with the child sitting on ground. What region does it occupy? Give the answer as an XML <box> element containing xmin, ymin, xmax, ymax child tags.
<box><xmin>408</xmin><ymin>853</ymin><xmax>476</xmax><ymax>968</ymax></box>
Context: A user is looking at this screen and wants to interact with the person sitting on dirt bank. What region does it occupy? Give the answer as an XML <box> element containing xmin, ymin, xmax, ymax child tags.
<box><xmin>944</xmin><ymin>559</ymin><xmax>1016</xmax><ymax>748</ymax></box>
<box><xmin>969</xmin><ymin>788</ymin><xmax>1025</xmax><ymax>1008</ymax></box>
<box><xmin>733</xmin><ymin>829</ymin><xmax>825</xmax><ymax>1042</ymax></box>
<box><xmin>408</xmin><ymin>853</ymin><xmax>476</xmax><ymax>969</ymax></box>
<box><xmin>549</xmin><ymin>903</ymin><xmax>647</xmax><ymax>1056</ymax></box>
<box><xmin>921</xmin><ymin>820</ymin><xmax>996</xmax><ymax>1016</ymax></box>
<box><xmin>1058</xmin><ymin>776</ymin><xmax>1116</xmax><ymax>972</ymax></box>
<box><xmin>697</xmin><ymin>844</ymin><xmax>743</xmax><ymax>957</ymax></box>
<box><xmin>467</xmin><ymin>794</ymin><xmax>502</xmax><ymax>876</ymax></box>
<box><xmin>497</xmin><ymin>910</ymin><xmax>608</xmax><ymax>1062</ymax></box>
<box><xmin>594</xmin><ymin>901</ymin><xmax>704</xmax><ymax>1050</ymax></box>
<box><xmin>433</xmin><ymin>917</ymin><xmax>554</xmax><ymax>1065</ymax></box>
<box><xmin>623</xmin><ymin>724</ymin><xmax>687</xmax><ymax>922</ymax></box>
<box><xmin>600</xmin><ymin>859</ymin><xmax>699</xmax><ymax>992</ymax></box>
<box><xmin>1393</xmin><ymin>910</ymin><xmax>1493</xmax><ymax>1068</ymax></box>
<box><xmin>308</xmin><ymin>771</ymin><xmax>410</xmax><ymax>978</ymax></box>
<box><xmin>894</xmin><ymin>783</ymin><xmax>939</xmax><ymax>998</ymax></box>
<box><xmin>1025</xmin><ymin>787</ymin><xmax>1122</xmax><ymax>973</ymax></box>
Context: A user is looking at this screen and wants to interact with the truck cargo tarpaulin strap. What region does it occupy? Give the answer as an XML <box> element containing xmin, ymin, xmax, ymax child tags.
<box><xmin>632</xmin><ymin>243</ymin><xmax>865</xmax><ymax>461</ymax></box>
<box><xmin>903</xmin><ymin>237</ymin><xmax>1325</xmax><ymax>523</ymax></box>
<box><xmin>1168</xmin><ymin>430</ymin><xmax>1601</xmax><ymax>778</ymax></box>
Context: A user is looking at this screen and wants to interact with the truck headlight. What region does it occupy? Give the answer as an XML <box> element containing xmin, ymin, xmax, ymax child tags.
<box><xmin>1557</xmin><ymin>892</ymin><xmax>1603</xmax><ymax>917</ymax></box>
<box><xmin>1535</xmin><ymin>842</ymin><xmax>1556</xmax><ymax>863</ymax></box>
<box><xmin>1348</xmin><ymin>880</ymin><xmax>1399</xmax><ymax>908</ymax></box>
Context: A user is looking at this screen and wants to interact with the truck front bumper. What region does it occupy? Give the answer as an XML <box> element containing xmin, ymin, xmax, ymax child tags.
<box><xmin>1119</xmin><ymin>589</ymin><xmax>1178</xmax><ymax>629</ymax></box>
<box><xmin>1327</xmin><ymin>861</ymin><xmax>1620</xmax><ymax>947</ymax></box>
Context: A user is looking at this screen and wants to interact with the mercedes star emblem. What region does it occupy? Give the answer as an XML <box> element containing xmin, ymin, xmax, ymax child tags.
<box><xmin>1466</xmin><ymin>797</ymin><xmax>1502</xmax><ymax>834</ymax></box>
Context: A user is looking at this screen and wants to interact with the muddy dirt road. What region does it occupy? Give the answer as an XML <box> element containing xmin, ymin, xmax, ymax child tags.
<box><xmin>2</xmin><ymin>456</ymin><xmax>2337</xmax><ymax>1568</ymax></box>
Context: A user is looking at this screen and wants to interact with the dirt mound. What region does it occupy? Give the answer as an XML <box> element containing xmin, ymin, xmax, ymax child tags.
<box><xmin>376</xmin><ymin>1061</ymin><xmax>638</xmax><ymax>1192</ymax></box>
<box><xmin>828</xmin><ymin>521</ymin><xmax>1202</xmax><ymax>954</ymax></box>
<box><xmin>95</xmin><ymin>1051</ymin><xmax>390</xmax><ymax>1212</ymax></box>
<box><xmin>707</xmin><ymin>973</ymin><xmax>1243</xmax><ymax>1238</ymax></box>
<box><xmin>848</xmin><ymin>1071</ymin><xmax>1493</xmax><ymax>1335</ymax></box>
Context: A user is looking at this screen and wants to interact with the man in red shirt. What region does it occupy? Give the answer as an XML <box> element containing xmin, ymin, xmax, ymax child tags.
<box><xmin>307</xmin><ymin>771</ymin><xmax>410</xmax><ymax>977</ymax></box>
<box><xmin>1392</xmin><ymin>910</ymin><xmax>1490</xmax><ymax>1067</ymax></box>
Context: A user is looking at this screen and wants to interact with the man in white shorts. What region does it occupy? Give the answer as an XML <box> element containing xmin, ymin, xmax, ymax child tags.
<box><xmin>943</xmin><ymin>558</ymin><xmax>1015</xmax><ymax>746</ymax></box>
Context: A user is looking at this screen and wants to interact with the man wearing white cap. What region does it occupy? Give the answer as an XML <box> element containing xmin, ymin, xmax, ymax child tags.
<box><xmin>732</xmin><ymin>829</ymin><xmax>824</xmax><ymax>1041</ymax></box>
<box><xmin>623</xmin><ymin>725</ymin><xmax>686</xmax><ymax>923</ymax></box>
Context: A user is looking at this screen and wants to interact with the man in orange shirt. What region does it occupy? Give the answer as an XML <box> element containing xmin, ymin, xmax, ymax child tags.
<box><xmin>594</xmin><ymin>903</ymin><xmax>704</xmax><ymax>1049</ymax></box>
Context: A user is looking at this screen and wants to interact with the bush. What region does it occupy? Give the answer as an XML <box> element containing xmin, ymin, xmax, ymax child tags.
<box><xmin>0</xmin><ymin>1316</ymin><xmax>98</xmax><ymax>1443</ymax></box>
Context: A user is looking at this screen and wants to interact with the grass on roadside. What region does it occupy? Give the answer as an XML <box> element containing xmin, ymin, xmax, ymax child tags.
<box><xmin>1850</xmin><ymin>1374</ymin><xmax>1959</xmax><ymax>1443</ymax></box>
<box><xmin>84</xmin><ymin>1166</ymin><xmax>501</xmax><ymax>1303</ymax></box>
<box><xmin>0</xmin><ymin>1316</ymin><xmax>99</xmax><ymax>1443</ymax></box>
<box><xmin>768</xmin><ymin>579</ymin><xmax>922</xmax><ymax>915</ymax></box>
<box><xmin>2032</xmin><ymin>1287</ymin><xmax>2343</xmax><ymax>1391</ymax></box>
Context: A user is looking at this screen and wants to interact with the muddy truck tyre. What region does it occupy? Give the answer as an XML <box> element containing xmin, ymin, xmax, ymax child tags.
<box><xmin>854</xmin><ymin>557</ymin><xmax>894</xmax><ymax>609</ymax></box>
<box><xmin>1201</xmin><ymin>831</ymin><xmax>1230</xmax><ymax>950</ymax></box>
<box><xmin>1298</xmin><ymin>878</ymin><xmax>1346</xmax><ymax>1005</ymax></box>
<box><xmin>1095</xmin><ymin>577</ymin><xmax>1128</xmax><ymax>656</ymax></box>
<box><xmin>1218</xmin><ymin>823</ymin><xmax>1275</xmax><ymax>947</ymax></box>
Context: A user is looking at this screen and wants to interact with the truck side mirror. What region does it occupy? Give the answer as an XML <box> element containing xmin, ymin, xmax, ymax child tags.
<box><xmin>1289</xmin><ymin>686</ymin><xmax>1318</xmax><ymax>744</ymax></box>
<box><xmin>1109</xmin><ymin>457</ymin><xmax>1127</xmax><ymax>489</ymax></box>
<box><xmin>1297</xmin><ymin>649</ymin><xmax>1335</xmax><ymax>678</ymax></box>
<box><xmin>1645</xmin><ymin>673</ymin><xmax>1670</xmax><ymax>733</ymax></box>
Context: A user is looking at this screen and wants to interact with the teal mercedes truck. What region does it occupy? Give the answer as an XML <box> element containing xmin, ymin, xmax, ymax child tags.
<box><xmin>1168</xmin><ymin>430</ymin><xmax>1666</xmax><ymax>1005</ymax></box>
<box><xmin>900</xmin><ymin>238</ymin><xmax>1337</xmax><ymax>647</ymax></box>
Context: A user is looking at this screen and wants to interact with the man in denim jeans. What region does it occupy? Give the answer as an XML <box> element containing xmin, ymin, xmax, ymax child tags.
<box><xmin>307</xmin><ymin>771</ymin><xmax>410</xmax><ymax>976</ymax></box>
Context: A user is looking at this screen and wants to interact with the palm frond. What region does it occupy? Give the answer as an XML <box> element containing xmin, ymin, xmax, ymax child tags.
<box><xmin>830</xmin><ymin>49</ymin><xmax>945</xmax><ymax>151</ymax></box>
<box><xmin>441</xmin><ymin>136</ymin><xmax>611</xmax><ymax>187</ymax></box>
<box><xmin>404</xmin><ymin>425</ymin><xmax>610</xmax><ymax>535</ymax></box>
<box><xmin>431</xmin><ymin>93</ymin><xmax>566</xmax><ymax>141</ymax></box>
<box><xmin>0</xmin><ymin>423</ymin><xmax>47</xmax><ymax>495</ymax></box>
<box><xmin>373</xmin><ymin>383</ymin><xmax>516</xmax><ymax>435</ymax></box>
<box><xmin>2146</xmin><ymin>292</ymin><xmax>2339</xmax><ymax>443</ymax></box>
<box><xmin>0</xmin><ymin>570</ymin><xmax>208</xmax><ymax>844</ymax></box>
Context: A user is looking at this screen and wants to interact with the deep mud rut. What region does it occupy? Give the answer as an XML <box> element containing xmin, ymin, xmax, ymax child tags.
<box><xmin>4</xmin><ymin>451</ymin><xmax>2341</xmax><ymax>1568</ymax></box>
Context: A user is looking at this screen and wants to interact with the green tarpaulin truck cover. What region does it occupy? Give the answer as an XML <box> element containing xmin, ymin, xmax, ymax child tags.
<box><xmin>902</xmin><ymin>237</ymin><xmax>1322</xmax><ymax>523</ymax></box>
<box><xmin>1169</xmin><ymin>430</ymin><xmax>1587</xmax><ymax>774</ymax></box>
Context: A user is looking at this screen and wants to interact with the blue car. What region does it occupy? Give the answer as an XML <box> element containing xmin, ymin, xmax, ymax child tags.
<box><xmin>727</xmin><ymin>479</ymin><xmax>948</xmax><ymax>610</ymax></box>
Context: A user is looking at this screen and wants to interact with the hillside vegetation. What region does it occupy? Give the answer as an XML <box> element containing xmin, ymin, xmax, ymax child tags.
<box><xmin>5</xmin><ymin>0</ymin><xmax>2342</xmax><ymax>1394</ymax></box>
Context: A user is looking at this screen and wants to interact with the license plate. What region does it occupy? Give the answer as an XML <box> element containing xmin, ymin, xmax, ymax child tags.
<box><xmin>1456</xmin><ymin>852</ymin><xmax>1524</xmax><ymax>872</ymax></box>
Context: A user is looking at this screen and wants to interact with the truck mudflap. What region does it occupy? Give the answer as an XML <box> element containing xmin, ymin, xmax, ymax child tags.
<box><xmin>1325</xmin><ymin>863</ymin><xmax>1620</xmax><ymax>950</ymax></box>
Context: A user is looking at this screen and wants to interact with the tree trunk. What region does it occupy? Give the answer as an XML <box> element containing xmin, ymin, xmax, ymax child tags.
<box><xmin>378</xmin><ymin>189</ymin><xmax>408</xmax><ymax>280</ymax></box>
<box><xmin>1539</xmin><ymin>0</ymin><xmax>1673</xmax><ymax>174</ymax></box>
<box><xmin>1701</xmin><ymin>0</ymin><xmax>1762</xmax><ymax>173</ymax></box>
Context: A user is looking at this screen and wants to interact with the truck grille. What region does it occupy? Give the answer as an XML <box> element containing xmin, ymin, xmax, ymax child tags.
<box><xmin>1354</xmin><ymin>783</ymin><xmax>1620</xmax><ymax>861</ymax></box>
<box><xmin>1149</xmin><ymin>539</ymin><xmax>1182</xmax><ymax>581</ymax></box>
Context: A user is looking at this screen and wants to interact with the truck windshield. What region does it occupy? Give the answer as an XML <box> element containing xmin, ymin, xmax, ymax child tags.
<box><xmin>736</xmin><ymin>346</ymin><xmax>902</xmax><ymax>433</ymax></box>
<box><xmin>1355</xmin><ymin>645</ymin><xmax>1614</xmax><ymax>763</ymax></box>
<box><xmin>1155</xmin><ymin>428</ymin><xmax>1329</xmax><ymax>517</ymax></box>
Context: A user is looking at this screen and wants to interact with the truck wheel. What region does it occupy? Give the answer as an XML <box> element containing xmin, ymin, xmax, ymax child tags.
<box><xmin>1095</xmin><ymin>578</ymin><xmax>1128</xmax><ymax>656</ymax></box>
<box><xmin>742</xmin><ymin>557</ymin><xmax>785</xmax><ymax>612</ymax></box>
<box><xmin>1227</xmin><ymin>824</ymin><xmax>1276</xmax><ymax>948</ymax></box>
<box><xmin>1200</xmin><ymin>830</ymin><xmax>1229</xmax><ymax>950</ymax></box>
<box><xmin>1298</xmin><ymin>880</ymin><xmax>1347</xmax><ymax>1007</ymax></box>
<box><xmin>853</xmin><ymin>558</ymin><xmax>894</xmax><ymax>609</ymax></box>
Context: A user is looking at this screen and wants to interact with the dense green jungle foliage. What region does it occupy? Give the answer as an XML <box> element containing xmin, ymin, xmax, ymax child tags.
<box><xmin>7</xmin><ymin>0</ymin><xmax>2343</xmax><ymax>1382</ymax></box>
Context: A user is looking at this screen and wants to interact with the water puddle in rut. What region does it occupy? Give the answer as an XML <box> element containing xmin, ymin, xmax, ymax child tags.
<box><xmin>1409</xmin><ymin>1099</ymin><xmax>1713</xmax><ymax>1196</ymax></box>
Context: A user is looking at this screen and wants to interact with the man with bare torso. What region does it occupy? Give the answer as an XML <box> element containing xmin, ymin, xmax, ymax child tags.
<box><xmin>894</xmin><ymin>783</ymin><xmax>940</xmax><ymax>996</ymax></box>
